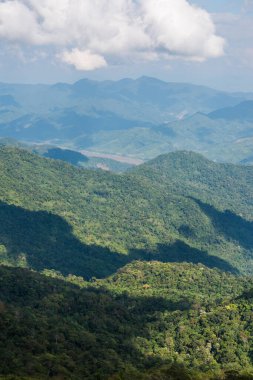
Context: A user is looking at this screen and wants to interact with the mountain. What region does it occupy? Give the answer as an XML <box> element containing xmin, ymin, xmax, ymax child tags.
<box><xmin>133</xmin><ymin>151</ymin><xmax>253</xmax><ymax>217</ymax></box>
<box><xmin>241</xmin><ymin>155</ymin><xmax>253</xmax><ymax>165</ymax></box>
<box><xmin>0</xmin><ymin>147</ymin><xmax>253</xmax><ymax>278</ymax></box>
<box><xmin>0</xmin><ymin>76</ymin><xmax>245</xmax><ymax>123</ymax></box>
<box><xmin>0</xmin><ymin>77</ymin><xmax>252</xmax><ymax>163</ymax></box>
<box><xmin>209</xmin><ymin>101</ymin><xmax>253</xmax><ymax>121</ymax></box>
<box><xmin>1</xmin><ymin>147</ymin><xmax>253</xmax><ymax>379</ymax></box>
<box><xmin>135</xmin><ymin>110</ymin><xmax>253</xmax><ymax>163</ymax></box>
<box><xmin>0</xmin><ymin>262</ymin><xmax>253</xmax><ymax>379</ymax></box>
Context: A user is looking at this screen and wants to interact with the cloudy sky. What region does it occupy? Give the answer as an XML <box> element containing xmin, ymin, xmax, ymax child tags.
<box><xmin>0</xmin><ymin>0</ymin><xmax>252</xmax><ymax>91</ymax></box>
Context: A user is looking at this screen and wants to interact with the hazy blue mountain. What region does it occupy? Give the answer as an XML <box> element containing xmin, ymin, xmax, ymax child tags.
<box><xmin>0</xmin><ymin>77</ymin><xmax>253</xmax><ymax>163</ymax></box>
<box><xmin>149</xmin><ymin>112</ymin><xmax>253</xmax><ymax>163</ymax></box>
<box><xmin>209</xmin><ymin>100</ymin><xmax>253</xmax><ymax>121</ymax></box>
<box><xmin>0</xmin><ymin>95</ymin><xmax>19</xmax><ymax>107</ymax></box>
<box><xmin>0</xmin><ymin>77</ymin><xmax>248</xmax><ymax>122</ymax></box>
<box><xmin>241</xmin><ymin>155</ymin><xmax>253</xmax><ymax>165</ymax></box>
<box><xmin>84</xmin><ymin>111</ymin><xmax>253</xmax><ymax>162</ymax></box>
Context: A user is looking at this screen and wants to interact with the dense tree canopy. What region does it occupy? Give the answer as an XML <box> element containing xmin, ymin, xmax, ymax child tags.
<box><xmin>0</xmin><ymin>263</ymin><xmax>253</xmax><ymax>379</ymax></box>
<box><xmin>0</xmin><ymin>147</ymin><xmax>253</xmax><ymax>379</ymax></box>
<box><xmin>0</xmin><ymin>147</ymin><xmax>253</xmax><ymax>278</ymax></box>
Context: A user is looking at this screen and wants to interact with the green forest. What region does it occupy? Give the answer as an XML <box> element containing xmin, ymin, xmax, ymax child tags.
<box><xmin>1</xmin><ymin>263</ymin><xmax>253</xmax><ymax>379</ymax></box>
<box><xmin>0</xmin><ymin>147</ymin><xmax>253</xmax><ymax>379</ymax></box>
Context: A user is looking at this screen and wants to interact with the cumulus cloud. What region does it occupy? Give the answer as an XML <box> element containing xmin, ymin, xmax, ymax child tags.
<box><xmin>60</xmin><ymin>49</ymin><xmax>107</xmax><ymax>71</ymax></box>
<box><xmin>0</xmin><ymin>0</ymin><xmax>225</xmax><ymax>70</ymax></box>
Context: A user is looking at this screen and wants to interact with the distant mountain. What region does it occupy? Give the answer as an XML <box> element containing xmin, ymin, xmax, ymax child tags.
<box><xmin>209</xmin><ymin>100</ymin><xmax>253</xmax><ymax>121</ymax></box>
<box><xmin>2</xmin><ymin>76</ymin><xmax>241</xmax><ymax>126</ymax></box>
<box><xmin>87</xmin><ymin>110</ymin><xmax>253</xmax><ymax>163</ymax></box>
<box><xmin>0</xmin><ymin>94</ymin><xmax>18</xmax><ymax>107</ymax></box>
<box><xmin>0</xmin><ymin>77</ymin><xmax>252</xmax><ymax>163</ymax></box>
<box><xmin>241</xmin><ymin>154</ymin><xmax>253</xmax><ymax>165</ymax></box>
<box><xmin>0</xmin><ymin>147</ymin><xmax>253</xmax><ymax>278</ymax></box>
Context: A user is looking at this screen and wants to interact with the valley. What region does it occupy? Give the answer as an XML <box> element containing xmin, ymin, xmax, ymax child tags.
<box><xmin>80</xmin><ymin>150</ymin><xmax>144</xmax><ymax>165</ymax></box>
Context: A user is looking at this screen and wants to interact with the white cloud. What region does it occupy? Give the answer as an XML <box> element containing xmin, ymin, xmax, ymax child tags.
<box><xmin>0</xmin><ymin>0</ymin><xmax>225</xmax><ymax>70</ymax></box>
<box><xmin>60</xmin><ymin>49</ymin><xmax>107</xmax><ymax>71</ymax></box>
<box><xmin>141</xmin><ymin>0</ymin><xmax>224</xmax><ymax>59</ymax></box>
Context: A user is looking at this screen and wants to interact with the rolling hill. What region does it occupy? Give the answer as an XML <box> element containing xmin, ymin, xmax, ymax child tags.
<box><xmin>0</xmin><ymin>147</ymin><xmax>252</xmax><ymax>278</ymax></box>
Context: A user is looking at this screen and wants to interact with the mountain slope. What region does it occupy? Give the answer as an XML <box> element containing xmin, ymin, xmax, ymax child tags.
<box><xmin>0</xmin><ymin>262</ymin><xmax>253</xmax><ymax>379</ymax></box>
<box><xmin>0</xmin><ymin>147</ymin><xmax>253</xmax><ymax>277</ymax></box>
<box><xmin>209</xmin><ymin>101</ymin><xmax>253</xmax><ymax>121</ymax></box>
<box><xmin>133</xmin><ymin>151</ymin><xmax>253</xmax><ymax>217</ymax></box>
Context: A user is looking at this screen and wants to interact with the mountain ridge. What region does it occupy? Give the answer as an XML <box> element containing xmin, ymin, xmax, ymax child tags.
<box><xmin>0</xmin><ymin>76</ymin><xmax>253</xmax><ymax>163</ymax></box>
<box><xmin>0</xmin><ymin>146</ymin><xmax>253</xmax><ymax>278</ymax></box>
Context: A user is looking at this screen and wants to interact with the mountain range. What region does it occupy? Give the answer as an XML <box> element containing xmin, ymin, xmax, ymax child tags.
<box><xmin>0</xmin><ymin>77</ymin><xmax>253</xmax><ymax>163</ymax></box>
<box><xmin>0</xmin><ymin>146</ymin><xmax>253</xmax><ymax>379</ymax></box>
<box><xmin>0</xmin><ymin>147</ymin><xmax>253</xmax><ymax>279</ymax></box>
<box><xmin>1</xmin><ymin>76</ymin><xmax>253</xmax><ymax>379</ymax></box>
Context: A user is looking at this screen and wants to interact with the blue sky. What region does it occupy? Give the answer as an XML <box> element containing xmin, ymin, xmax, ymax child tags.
<box><xmin>0</xmin><ymin>0</ymin><xmax>252</xmax><ymax>92</ymax></box>
<box><xmin>193</xmin><ymin>0</ymin><xmax>243</xmax><ymax>13</ymax></box>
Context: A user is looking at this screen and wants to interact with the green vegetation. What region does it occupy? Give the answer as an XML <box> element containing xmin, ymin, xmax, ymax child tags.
<box><xmin>0</xmin><ymin>147</ymin><xmax>253</xmax><ymax>378</ymax></box>
<box><xmin>0</xmin><ymin>147</ymin><xmax>253</xmax><ymax>279</ymax></box>
<box><xmin>133</xmin><ymin>151</ymin><xmax>253</xmax><ymax>217</ymax></box>
<box><xmin>0</xmin><ymin>263</ymin><xmax>253</xmax><ymax>379</ymax></box>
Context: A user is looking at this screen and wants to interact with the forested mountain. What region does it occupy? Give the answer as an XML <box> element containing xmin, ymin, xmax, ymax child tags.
<box><xmin>133</xmin><ymin>151</ymin><xmax>253</xmax><ymax>217</ymax></box>
<box><xmin>0</xmin><ymin>77</ymin><xmax>253</xmax><ymax>163</ymax></box>
<box><xmin>0</xmin><ymin>147</ymin><xmax>253</xmax><ymax>379</ymax></box>
<box><xmin>1</xmin><ymin>262</ymin><xmax>253</xmax><ymax>379</ymax></box>
<box><xmin>0</xmin><ymin>147</ymin><xmax>253</xmax><ymax>279</ymax></box>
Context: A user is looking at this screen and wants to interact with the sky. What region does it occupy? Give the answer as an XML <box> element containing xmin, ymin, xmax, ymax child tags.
<box><xmin>0</xmin><ymin>0</ymin><xmax>252</xmax><ymax>91</ymax></box>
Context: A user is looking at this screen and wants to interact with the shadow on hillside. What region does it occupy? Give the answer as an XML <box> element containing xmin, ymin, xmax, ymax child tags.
<box><xmin>0</xmin><ymin>265</ymin><xmax>195</xmax><ymax>379</ymax></box>
<box><xmin>191</xmin><ymin>198</ymin><xmax>253</xmax><ymax>252</ymax></box>
<box><xmin>130</xmin><ymin>240</ymin><xmax>238</xmax><ymax>274</ymax></box>
<box><xmin>0</xmin><ymin>201</ymin><xmax>238</xmax><ymax>279</ymax></box>
<box><xmin>1</xmin><ymin>265</ymin><xmax>250</xmax><ymax>379</ymax></box>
